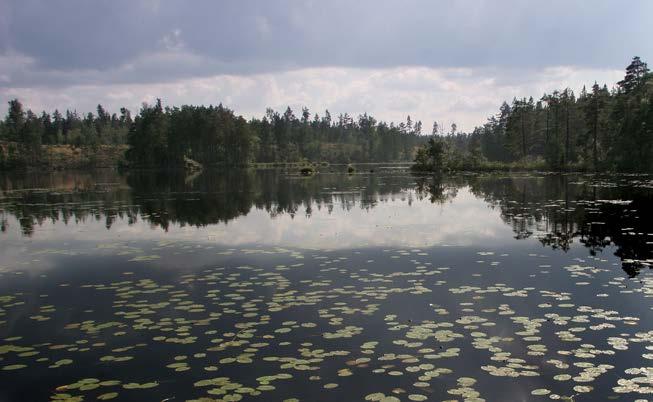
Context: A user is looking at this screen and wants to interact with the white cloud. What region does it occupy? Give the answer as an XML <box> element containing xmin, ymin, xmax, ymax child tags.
<box><xmin>0</xmin><ymin>188</ymin><xmax>515</xmax><ymax>251</ymax></box>
<box><xmin>0</xmin><ymin>65</ymin><xmax>624</xmax><ymax>131</ymax></box>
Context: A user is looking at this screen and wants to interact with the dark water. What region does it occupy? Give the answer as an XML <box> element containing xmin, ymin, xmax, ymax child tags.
<box><xmin>1</xmin><ymin>167</ymin><xmax>653</xmax><ymax>402</ymax></box>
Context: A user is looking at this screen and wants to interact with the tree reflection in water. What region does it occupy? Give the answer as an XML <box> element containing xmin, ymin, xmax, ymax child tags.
<box><xmin>1</xmin><ymin>169</ymin><xmax>651</xmax><ymax>276</ymax></box>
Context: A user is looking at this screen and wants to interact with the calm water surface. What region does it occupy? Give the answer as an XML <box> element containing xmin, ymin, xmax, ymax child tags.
<box><xmin>1</xmin><ymin>167</ymin><xmax>653</xmax><ymax>402</ymax></box>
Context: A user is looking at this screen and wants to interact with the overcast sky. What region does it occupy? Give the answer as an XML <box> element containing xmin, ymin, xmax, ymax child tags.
<box><xmin>1</xmin><ymin>0</ymin><xmax>651</xmax><ymax>131</ymax></box>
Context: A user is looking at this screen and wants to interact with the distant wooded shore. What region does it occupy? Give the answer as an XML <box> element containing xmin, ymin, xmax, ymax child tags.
<box><xmin>2</xmin><ymin>57</ymin><xmax>651</xmax><ymax>173</ymax></box>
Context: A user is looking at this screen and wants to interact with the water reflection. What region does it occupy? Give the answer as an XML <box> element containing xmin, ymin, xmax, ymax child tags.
<box><xmin>1</xmin><ymin>169</ymin><xmax>652</xmax><ymax>275</ymax></box>
<box><xmin>2</xmin><ymin>169</ymin><xmax>653</xmax><ymax>402</ymax></box>
<box><xmin>465</xmin><ymin>174</ymin><xmax>653</xmax><ymax>276</ymax></box>
<box><xmin>0</xmin><ymin>169</ymin><xmax>422</xmax><ymax>235</ymax></box>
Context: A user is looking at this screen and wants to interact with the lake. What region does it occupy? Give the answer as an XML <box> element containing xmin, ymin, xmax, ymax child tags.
<box><xmin>1</xmin><ymin>167</ymin><xmax>652</xmax><ymax>402</ymax></box>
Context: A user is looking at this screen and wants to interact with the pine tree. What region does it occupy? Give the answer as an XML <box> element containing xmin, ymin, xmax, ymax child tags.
<box><xmin>618</xmin><ymin>56</ymin><xmax>649</xmax><ymax>94</ymax></box>
<box><xmin>4</xmin><ymin>99</ymin><xmax>25</xmax><ymax>141</ymax></box>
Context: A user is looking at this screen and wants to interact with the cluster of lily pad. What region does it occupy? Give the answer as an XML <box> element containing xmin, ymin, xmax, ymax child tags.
<box><xmin>1</xmin><ymin>238</ymin><xmax>653</xmax><ymax>401</ymax></box>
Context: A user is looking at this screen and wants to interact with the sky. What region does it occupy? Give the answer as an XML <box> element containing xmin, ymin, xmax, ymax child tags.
<box><xmin>1</xmin><ymin>0</ymin><xmax>652</xmax><ymax>132</ymax></box>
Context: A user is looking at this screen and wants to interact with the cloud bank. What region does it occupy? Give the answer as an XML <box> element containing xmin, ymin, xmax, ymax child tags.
<box><xmin>1</xmin><ymin>0</ymin><xmax>651</xmax><ymax>130</ymax></box>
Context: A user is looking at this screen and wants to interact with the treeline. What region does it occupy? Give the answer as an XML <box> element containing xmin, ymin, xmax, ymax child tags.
<box><xmin>415</xmin><ymin>56</ymin><xmax>653</xmax><ymax>172</ymax></box>
<box><xmin>126</xmin><ymin>101</ymin><xmax>425</xmax><ymax>167</ymax></box>
<box><xmin>0</xmin><ymin>101</ymin><xmax>131</xmax><ymax>167</ymax></box>
<box><xmin>0</xmin><ymin>97</ymin><xmax>425</xmax><ymax>168</ymax></box>
<box><xmin>4</xmin><ymin>56</ymin><xmax>652</xmax><ymax>172</ymax></box>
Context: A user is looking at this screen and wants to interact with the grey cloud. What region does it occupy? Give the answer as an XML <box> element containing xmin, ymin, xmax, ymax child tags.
<box><xmin>2</xmin><ymin>0</ymin><xmax>652</xmax><ymax>88</ymax></box>
<box><xmin>0</xmin><ymin>49</ymin><xmax>294</xmax><ymax>89</ymax></box>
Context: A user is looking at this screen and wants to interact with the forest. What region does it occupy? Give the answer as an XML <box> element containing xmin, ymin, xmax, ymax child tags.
<box><xmin>125</xmin><ymin>101</ymin><xmax>425</xmax><ymax>167</ymax></box>
<box><xmin>1</xmin><ymin>56</ymin><xmax>651</xmax><ymax>172</ymax></box>
<box><xmin>415</xmin><ymin>56</ymin><xmax>653</xmax><ymax>172</ymax></box>
<box><xmin>0</xmin><ymin>99</ymin><xmax>424</xmax><ymax>168</ymax></box>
